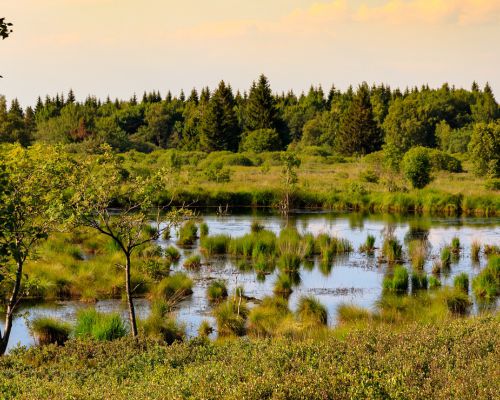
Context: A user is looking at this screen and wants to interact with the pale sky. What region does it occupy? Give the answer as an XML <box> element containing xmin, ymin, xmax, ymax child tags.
<box><xmin>1</xmin><ymin>0</ymin><xmax>499</xmax><ymax>106</ymax></box>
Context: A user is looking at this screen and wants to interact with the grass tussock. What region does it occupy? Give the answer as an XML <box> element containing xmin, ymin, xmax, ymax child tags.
<box><xmin>153</xmin><ymin>273</ymin><xmax>193</xmax><ymax>302</ymax></box>
<box><xmin>383</xmin><ymin>265</ymin><xmax>409</xmax><ymax>293</ymax></box>
<box><xmin>472</xmin><ymin>255</ymin><xmax>499</xmax><ymax>301</ymax></box>
<box><xmin>206</xmin><ymin>280</ymin><xmax>228</xmax><ymax>303</ymax></box>
<box><xmin>177</xmin><ymin>220</ymin><xmax>198</xmax><ymax>247</ymax></box>
<box><xmin>183</xmin><ymin>254</ymin><xmax>201</xmax><ymax>270</ymax></box>
<box><xmin>296</xmin><ymin>295</ymin><xmax>328</xmax><ymax>325</ymax></box>
<box><xmin>74</xmin><ymin>309</ymin><xmax>127</xmax><ymax>341</ymax></box>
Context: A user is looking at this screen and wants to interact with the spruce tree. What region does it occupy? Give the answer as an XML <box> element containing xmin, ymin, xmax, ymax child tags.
<box><xmin>336</xmin><ymin>84</ymin><xmax>381</xmax><ymax>155</ymax></box>
<box><xmin>199</xmin><ymin>81</ymin><xmax>239</xmax><ymax>152</ymax></box>
<box><xmin>245</xmin><ymin>74</ymin><xmax>277</xmax><ymax>131</ymax></box>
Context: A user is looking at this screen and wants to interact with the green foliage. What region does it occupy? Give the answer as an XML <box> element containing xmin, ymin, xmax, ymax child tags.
<box><xmin>183</xmin><ymin>255</ymin><xmax>201</xmax><ymax>270</ymax></box>
<box><xmin>336</xmin><ymin>304</ymin><xmax>371</xmax><ymax>324</ymax></box>
<box><xmin>177</xmin><ymin>221</ymin><xmax>198</xmax><ymax>246</ymax></box>
<box><xmin>74</xmin><ymin>309</ymin><xmax>127</xmax><ymax>341</ymax></box>
<box><xmin>440</xmin><ymin>246</ymin><xmax>452</xmax><ymax>269</ymax></box>
<box><xmin>29</xmin><ymin>317</ymin><xmax>71</xmax><ymax>346</ymax></box>
<box><xmin>240</xmin><ymin>129</ymin><xmax>281</xmax><ymax>153</ymax></box>
<box><xmin>411</xmin><ymin>272</ymin><xmax>428</xmax><ymax>291</ymax></box>
<box><xmin>428</xmin><ymin>275</ymin><xmax>441</xmax><ymax>289</ymax></box>
<box><xmin>199</xmin><ymin>222</ymin><xmax>209</xmax><ymax>238</ymax></box>
<box><xmin>383</xmin><ymin>266</ymin><xmax>409</xmax><ymax>293</ymax></box>
<box><xmin>200</xmin><ymin>234</ymin><xmax>231</xmax><ymax>256</ymax></box>
<box><xmin>197</xmin><ymin>320</ymin><xmax>213</xmax><ymax>337</ymax></box>
<box><xmin>441</xmin><ymin>289</ymin><xmax>471</xmax><ymax>315</ymax></box>
<box><xmin>204</xmin><ymin>161</ymin><xmax>231</xmax><ymax>183</ymax></box>
<box><xmin>213</xmin><ymin>298</ymin><xmax>248</xmax><ymax>337</ymax></box>
<box><xmin>402</xmin><ymin>146</ymin><xmax>432</xmax><ymax>189</ymax></box>
<box><xmin>164</xmin><ymin>246</ymin><xmax>180</xmax><ymax>262</ymax></box>
<box><xmin>154</xmin><ymin>273</ymin><xmax>193</xmax><ymax>301</ymax></box>
<box><xmin>468</xmin><ymin>122</ymin><xmax>500</xmax><ymax>178</ymax></box>
<box><xmin>471</xmin><ymin>241</ymin><xmax>481</xmax><ymax>262</ymax></box>
<box><xmin>296</xmin><ymin>295</ymin><xmax>328</xmax><ymax>325</ymax></box>
<box><xmin>408</xmin><ymin>240</ymin><xmax>427</xmax><ymax>270</ymax></box>
<box><xmin>472</xmin><ymin>255</ymin><xmax>499</xmax><ymax>301</ymax></box>
<box><xmin>454</xmin><ymin>273</ymin><xmax>469</xmax><ymax>293</ymax></box>
<box><xmin>206</xmin><ymin>280</ymin><xmax>228</xmax><ymax>303</ymax></box>
<box><xmin>359</xmin><ymin>234</ymin><xmax>375</xmax><ymax>253</ymax></box>
<box><xmin>382</xmin><ymin>236</ymin><xmax>403</xmax><ymax>263</ymax></box>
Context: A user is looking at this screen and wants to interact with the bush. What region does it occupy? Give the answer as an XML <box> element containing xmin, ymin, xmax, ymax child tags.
<box><xmin>485</xmin><ymin>178</ymin><xmax>500</xmax><ymax>191</ymax></box>
<box><xmin>204</xmin><ymin>161</ymin><xmax>231</xmax><ymax>183</ymax></box>
<box><xmin>30</xmin><ymin>317</ymin><xmax>71</xmax><ymax>346</ymax></box>
<box><xmin>74</xmin><ymin>309</ymin><xmax>127</xmax><ymax>341</ymax></box>
<box><xmin>296</xmin><ymin>295</ymin><xmax>328</xmax><ymax>325</ymax></box>
<box><xmin>240</xmin><ymin>129</ymin><xmax>281</xmax><ymax>153</ymax></box>
<box><xmin>207</xmin><ymin>280</ymin><xmax>228</xmax><ymax>302</ymax></box>
<box><xmin>427</xmin><ymin>148</ymin><xmax>463</xmax><ymax>172</ymax></box>
<box><xmin>402</xmin><ymin>146</ymin><xmax>432</xmax><ymax>189</ymax></box>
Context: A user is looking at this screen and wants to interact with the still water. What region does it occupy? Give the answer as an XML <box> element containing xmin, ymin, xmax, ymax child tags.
<box><xmin>3</xmin><ymin>211</ymin><xmax>499</xmax><ymax>352</ymax></box>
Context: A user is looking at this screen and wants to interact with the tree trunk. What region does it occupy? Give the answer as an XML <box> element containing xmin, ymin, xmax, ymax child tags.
<box><xmin>125</xmin><ymin>253</ymin><xmax>138</xmax><ymax>337</ymax></box>
<box><xmin>0</xmin><ymin>260</ymin><xmax>23</xmax><ymax>355</ymax></box>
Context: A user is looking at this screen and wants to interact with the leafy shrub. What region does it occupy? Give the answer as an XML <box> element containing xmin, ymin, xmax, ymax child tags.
<box><xmin>30</xmin><ymin>317</ymin><xmax>71</xmax><ymax>346</ymax></box>
<box><xmin>240</xmin><ymin>129</ymin><xmax>281</xmax><ymax>153</ymax></box>
<box><xmin>359</xmin><ymin>169</ymin><xmax>379</xmax><ymax>183</ymax></box>
<box><xmin>204</xmin><ymin>161</ymin><xmax>231</xmax><ymax>183</ymax></box>
<box><xmin>427</xmin><ymin>148</ymin><xmax>463</xmax><ymax>172</ymax></box>
<box><xmin>402</xmin><ymin>146</ymin><xmax>432</xmax><ymax>189</ymax></box>
<box><xmin>74</xmin><ymin>309</ymin><xmax>127</xmax><ymax>341</ymax></box>
<box><xmin>468</xmin><ymin>122</ymin><xmax>500</xmax><ymax>178</ymax></box>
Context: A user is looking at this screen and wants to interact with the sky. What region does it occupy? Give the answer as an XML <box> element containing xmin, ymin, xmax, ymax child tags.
<box><xmin>1</xmin><ymin>0</ymin><xmax>500</xmax><ymax>106</ymax></box>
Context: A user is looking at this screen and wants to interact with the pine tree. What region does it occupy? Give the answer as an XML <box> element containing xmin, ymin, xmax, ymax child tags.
<box><xmin>67</xmin><ymin>89</ymin><xmax>76</xmax><ymax>104</ymax></box>
<box><xmin>245</xmin><ymin>74</ymin><xmax>277</xmax><ymax>131</ymax></box>
<box><xmin>199</xmin><ymin>81</ymin><xmax>239</xmax><ymax>152</ymax></box>
<box><xmin>188</xmin><ymin>88</ymin><xmax>199</xmax><ymax>105</ymax></box>
<box><xmin>336</xmin><ymin>84</ymin><xmax>381</xmax><ymax>155</ymax></box>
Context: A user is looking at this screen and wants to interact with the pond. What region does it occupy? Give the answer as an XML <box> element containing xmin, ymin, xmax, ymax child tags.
<box><xmin>2</xmin><ymin>211</ymin><xmax>499</xmax><ymax>352</ymax></box>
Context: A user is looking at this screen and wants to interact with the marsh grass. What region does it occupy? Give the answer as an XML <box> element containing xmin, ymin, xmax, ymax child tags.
<box><xmin>440</xmin><ymin>289</ymin><xmax>471</xmax><ymax>315</ymax></box>
<box><xmin>247</xmin><ymin>296</ymin><xmax>291</xmax><ymax>337</ymax></box>
<box><xmin>177</xmin><ymin>221</ymin><xmax>198</xmax><ymax>247</ymax></box>
<box><xmin>154</xmin><ymin>273</ymin><xmax>193</xmax><ymax>301</ymax></box>
<box><xmin>472</xmin><ymin>255</ymin><xmax>499</xmax><ymax>301</ymax></box>
<box><xmin>337</xmin><ymin>304</ymin><xmax>371</xmax><ymax>324</ymax></box>
<box><xmin>383</xmin><ymin>265</ymin><xmax>409</xmax><ymax>293</ymax></box>
<box><xmin>183</xmin><ymin>254</ymin><xmax>202</xmax><ymax>270</ymax></box>
<box><xmin>140</xmin><ymin>302</ymin><xmax>185</xmax><ymax>345</ymax></box>
<box><xmin>454</xmin><ymin>272</ymin><xmax>469</xmax><ymax>293</ymax></box>
<box><xmin>30</xmin><ymin>317</ymin><xmax>71</xmax><ymax>346</ymax></box>
<box><xmin>213</xmin><ymin>299</ymin><xmax>248</xmax><ymax>337</ymax></box>
<box><xmin>382</xmin><ymin>236</ymin><xmax>403</xmax><ymax>263</ymax></box>
<box><xmin>197</xmin><ymin>320</ymin><xmax>214</xmax><ymax>337</ymax></box>
<box><xmin>359</xmin><ymin>234</ymin><xmax>376</xmax><ymax>253</ymax></box>
<box><xmin>451</xmin><ymin>237</ymin><xmax>460</xmax><ymax>254</ymax></box>
<box><xmin>74</xmin><ymin>309</ymin><xmax>127</xmax><ymax>341</ymax></box>
<box><xmin>411</xmin><ymin>272</ymin><xmax>428</xmax><ymax>291</ymax></box>
<box><xmin>471</xmin><ymin>241</ymin><xmax>481</xmax><ymax>262</ymax></box>
<box><xmin>408</xmin><ymin>240</ymin><xmax>427</xmax><ymax>270</ymax></box>
<box><xmin>273</xmin><ymin>273</ymin><xmax>294</xmax><ymax>297</ymax></box>
<box><xmin>199</xmin><ymin>222</ymin><xmax>209</xmax><ymax>238</ymax></box>
<box><xmin>428</xmin><ymin>275</ymin><xmax>441</xmax><ymax>289</ymax></box>
<box><xmin>296</xmin><ymin>295</ymin><xmax>328</xmax><ymax>325</ymax></box>
<box><xmin>207</xmin><ymin>280</ymin><xmax>228</xmax><ymax>303</ymax></box>
<box><xmin>440</xmin><ymin>246</ymin><xmax>452</xmax><ymax>270</ymax></box>
<box><xmin>164</xmin><ymin>246</ymin><xmax>181</xmax><ymax>262</ymax></box>
<box><xmin>200</xmin><ymin>234</ymin><xmax>231</xmax><ymax>256</ymax></box>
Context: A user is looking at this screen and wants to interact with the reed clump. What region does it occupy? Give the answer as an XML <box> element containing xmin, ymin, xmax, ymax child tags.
<box><xmin>381</xmin><ymin>236</ymin><xmax>403</xmax><ymax>263</ymax></box>
<box><xmin>153</xmin><ymin>273</ymin><xmax>193</xmax><ymax>301</ymax></box>
<box><xmin>183</xmin><ymin>254</ymin><xmax>201</xmax><ymax>269</ymax></box>
<box><xmin>471</xmin><ymin>240</ymin><xmax>481</xmax><ymax>262</ymax></box>
<box><xmin>30</xmin><ymin>317</ymin><xmax>71</xmax><ymax>346</ymax></box>
<box><xmin>359</xmin><ymin>234</ymin><xmax>376</xmax><ymax>254</ymax></box>
<box><xmin>454</xmin><ymin>272</ymin><xmax>469</xmax><ymax>293</ymax></box>
<box><xmin>207</xmin><ymin>280</ymin><xmax>228</xmax><ymax>303</ymax></box>
<box><xmin>177</xmin><ymin>221</ymin><xmax>198</xmax><ymax>247</ymax></box>
<box><xmin>296</xmin><ymin>295</ymin><xmax>328</xmax><ymax>325</ymax></box>
<box><xmin>200</xmin><ymin>234</ymin><xmax>231</xmax><ymax>256</ymax></box>
<box><xmin>472</xmin><ymin>255</ymin><xmax>499</xmax><ymax>301</ymax></box>
<box><xmin>408</xmin><ymin>240</ymin><xmax>427</xmax><ymax>270</ymax></box>
<box><xmin>383</xmin><ymin>265</ymin><xmax>409</xmax><ymax>293</ymax></box>
<box><xmin>74</xmin><ymin>309</ymin><xmax>127</xmax><ymax>341</ymax></box>
<box><xmin>336</xmin><ymin>304</ymin><xmax>371</xmax><ymax>324</ymax></box>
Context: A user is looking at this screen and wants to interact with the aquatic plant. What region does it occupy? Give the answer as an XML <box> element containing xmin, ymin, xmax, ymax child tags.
<box><xmin>154</xmin><ymin>273</ymin><xmax>193</xmax><ymax>301</ymax></box>
<box><xmin>359</xmin><ymin>234</ymin><xmax>376</xmax><ymax>253</ymax></box>
<box><xmin>382</xmin><ymin>236</ymin><xmax>403</xmax><ymax>263</ymax></box>
<box><xmin>197</xmin><ymin>320</ymin><xmax>214</xmax><ymax>337</ymax></box>
<box><xmin>207</xmin><ymin>280</ymin><xmax>228</xmax><ymax>303</ymax></box>
<box><xmin>183</xmin><ymin>254</ymin><xmax>202</xmax><ymax>269</ymax></box>
<box><xmin>164</xmin><ymin>246</ymin><xmax>181</xmax><ymax>262</ymax></box>
<box><xmin>383</xmin><ymin>265</ymin><xmax>409</xmax><ymax>293</ymax></box>
<box><xmin>161</xmin><ymin>227</ymin><xmax>171</xmax><ymax>240</ymax></box>
<box><xmin>441</xmin><ymin>289</ymin><xmax>471</xmax><ymax>315</ymax></box>
<box><xmin>200</xmin><ymin>234</ymin><xmax>231</xmax><ymax>256</ymax></box>
<box><xmin>199</xmin><ymin>222</ymin><xmax>209</xmax><ymax>238</ymax></box>
<box><xmin>472</xmin><ymin>255</ymin><xmax>499</xmax><ymax>301</ymax></box>
<box><xmin>247</xmin><ymin>296</ymin><xmax>291</xmax><ymax>337</ymax></box>
<box><xmin>273</xmin><ymin>273</ymin><xmax>294</xmax><ymax>297</ymax></box>
<box><xmin>411</xmin><ymin>272</ymin><xmax>428</xmax><ymax>291</ymax></box>
<box><xmin>141</xmin><ymin>313</ymin><xmax>185</xmax><ymax>345</ymax></box>
<box><xmin>296</xmin><ymin>295</ymin><xmax>328</xmax><ymax>325</ymax></box>
<box><xmin>250</xmin><ymin>220</ymin><xmax>264</xmax><ymax>233</ymax></box>
<box><xmin>213</xmin><ymin>299</ymin><xmax>248</xmax><ymax>337</ymax></box>
<box><xmin>408</xmin><ymin>239</ymin><xmax>427</xmax><ymax>270</ymax></box>
<box><xmin>471</xmin><ymin>240</ymin><xmax>481</xmax><ymax>262</ymax></box>
<box><xmin>440</xmin><ymin>246</ymin><xmax>452</xmax><ymax>269</ymax></box>
<box><xmin>30</xmin><ymin>317</ymin><xmax>71</xmax><ymax>346</ymax></box>
<box><xmin>454</xmin><ymin>273</ymin><xmax>469</xmax><ymax>293</ymax></box>
<box><xmin>177</xmin><ymin>221</ymin><xmax>198</xmax><ymax>247</ymax></box>
<box><xmin>428</xmin><ymin>275</ymin><xmax>441</xmax><ymax>289</ymax></box>
<box><xmin>451</xmin><ymin>237</ymin><xmax>460</xmax><ymax>254</ymax></box>
<box><xmin>277</xmin><ymin>253</ymin><xmax>301</xmax><ymax>272</ymax></box>
<box><xmin>74</xmin><ymin>309</ymin><xmax>127</xmax><ymax>341</ymax></box>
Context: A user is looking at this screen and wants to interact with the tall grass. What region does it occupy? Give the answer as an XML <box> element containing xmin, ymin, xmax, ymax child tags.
<box><xmin>451</xmin><ymin>237</ymin><xmax>460</xmax><ymax>254</ymax></box>
<box><xmin>296</xmin><ymin>295</ymin><xmax>328</xmax><ymax>325</ymax></box>
<box><xmin>183</xmin><ymin>254</ymin><xmax>201</xmax><ymax>269</ymax></box>
<box><xmin>471</xmin><ymin>241</ymin><xmax>481</xmax><ymax>262</ymax></box>
<box><xmin>472</xmin><ymin>255</ymin><xmax>499</xmax><ymax>301</ymax></box>
<box><xmin>177</xmin><ymin>221</ymin><xmax>198</xmax><ymax>247</ymax></box>
<box><xmin>207</xmin><ymin>280</ymin><xmax>228</xmax><ymax>303</ymax></box>
<box><xmin>382</xmin><ymin>236</ymin><xmax>403</xmax><ymax>263</ymax></box>
<box><xmin>454</xmin><ymin>272</ymin><xmax>469</xmax><ymax>293</ymax></box>
<box><xmin>164</xmin><ymin>246</ymin><xmax>181</xmax><ymax>262</ymax></box>
<box><xmin>273</xmin><ymin>273</ymin><xmax>294</xmax><ymax>297</ymax></box>
<box><xmin>200</xmin><ymin>234</ymin><xmax>231</xmax><ymax>256</ymax></box>
<box><xmin>440</xmin><ymin>246</ymin><xmax>452</xmax><ymax>270</ymax></box>
<box><xmin>408</xmin><ymin>240</ymin><xmax>427</xmax><ymax>270</ymax></box>
<box><xmin>411</xmin><ymin>272</ymin><xmax>428</xmax><ymax>291</ymax></box>
<box><xmin>74</xmin><ymin>309</ymin><xmax>127</xmax><ymax>341</ymax></box>
<box><xmin>140</xmin><ymin>301</ymin><xmax>185</xmax><ymax>345</ymax></box>
<box><xmin>383</xmin><ymin>265</ymin><xmax>409</xmax><ymax>293</ymax></box>
<box><xmin>359</xmin><ymin>234</ymin><xmax>376</xmax><ymax>253</ymax></box>
<box><xmin>247</xmin><ymin>296</ymin><xmax>291</xmax><ymax>337</ymax></box>
<box><xmin>199</xmin><ymin>222</ymin><xmax>209</xmax><ymax>238</ymax></box>
<box><xmin>154</xmin><ymin>273</ymin><xmax>193</xmax><ymax>301</ymax></box>
<box><xmin>213</xmin><ymin>299</ymin><xmax>248</xmax><ymax>337</ymax></box>
<box><xmin>336</xmin><ymin>304</ymin><xmax>371</xmax><ymax>324</ymax></box>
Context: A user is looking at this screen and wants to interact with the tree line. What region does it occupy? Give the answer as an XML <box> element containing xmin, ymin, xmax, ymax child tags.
<box><xmin>0</xmin><ymin>76</ymin><xmax>498</xmax><ymax>162</ymax></box>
